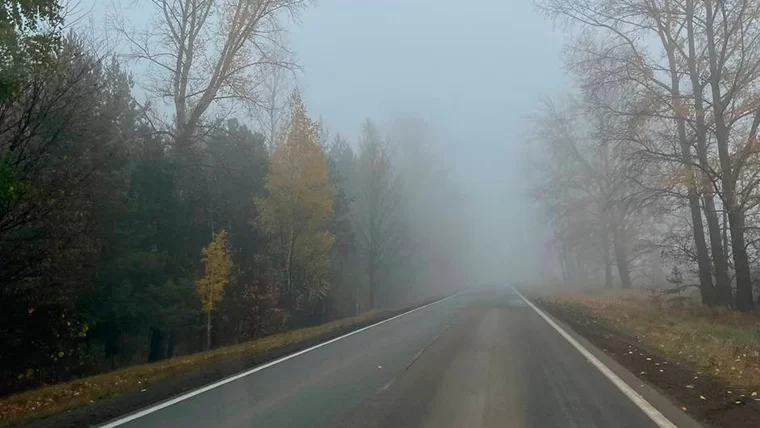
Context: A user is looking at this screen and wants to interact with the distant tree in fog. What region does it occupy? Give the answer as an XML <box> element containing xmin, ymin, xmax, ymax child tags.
<box><xmin>354</xmin><ymin>120</ymin><xmax>404</xmax><ymax>309</ymax></box>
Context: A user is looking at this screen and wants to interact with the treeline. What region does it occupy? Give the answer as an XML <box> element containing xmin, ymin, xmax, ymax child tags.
<box><xmin>0</xmin><ymin>1</ymin><xmax>467</xmax><ymax>394</ymax></box>
<box><xmin>531</xmin><ymin>0</ymin><xmax>760</xmax><ymax>311</ymax></box>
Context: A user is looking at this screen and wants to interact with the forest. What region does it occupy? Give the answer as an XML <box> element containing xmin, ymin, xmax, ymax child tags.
<box><xmin>530</xmin><ymin>0</ymin><xmax>760</xmax><ymax>312</ymax></box>
<box><xmin>0</xmin><ymin>0</ymin><xmax>469</xmax><ymax>395</ymax></box>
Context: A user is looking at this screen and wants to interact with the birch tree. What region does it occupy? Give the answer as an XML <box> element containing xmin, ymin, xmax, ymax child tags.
<box><xmin>196</xmin><ymin>229</ymin><xmax>232</xmax><ymax>350</ymax></box>
<box><xmin>255</xmin><ymin>91</ymin><xmax>335</xmax><ymax>313</ymax></box>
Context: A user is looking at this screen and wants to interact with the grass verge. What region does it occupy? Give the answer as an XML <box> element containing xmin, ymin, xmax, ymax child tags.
<box><xmin>0</xmin><ymin>310</ymin><xmax>384</xmax><ymax>426</ymax></box>
<box><xmin>538</xmin><ymin>289</ymin><xmax>760</xmax><ymax>392</ymax></box>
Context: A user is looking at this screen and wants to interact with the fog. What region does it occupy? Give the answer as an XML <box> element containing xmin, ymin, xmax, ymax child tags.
<box><xmin>76</xmin><ymin>0</ymin><xmax>572</xmax><ymax>290</ymax></box>
<box><xmin>4</xmin><ymin>0</ymin><xmax>760</xmax><ymax>405</ymax></box>
<box><xmin>287</xmin><ymin>0</ymin><xmax>570</xmax><ymax>286</ymax></box>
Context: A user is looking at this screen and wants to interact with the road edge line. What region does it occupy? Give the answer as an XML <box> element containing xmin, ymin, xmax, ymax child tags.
<box><xmin>512</xmin><ymin>287</ymin><xmax>678</xmax><ymax>428</ymax></box>
<box><xmin>98</xmin><ymin>291</ymin><xmax>466</xmax><ymax>428</ymax></box>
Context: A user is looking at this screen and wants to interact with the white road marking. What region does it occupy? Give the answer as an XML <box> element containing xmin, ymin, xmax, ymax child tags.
<box><xmin>512</xmin><ymin>288</ymin><xmax>678</xmax><ymax>428</ymax></box>
<box><xmin>98</xmin><ymin>291</ymin><xmax>466</xmax><ymax>428</ymax></box>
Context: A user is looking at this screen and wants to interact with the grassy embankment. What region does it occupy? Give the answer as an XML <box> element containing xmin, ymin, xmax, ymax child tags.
<box><xmin>540</xmin><ymin>289</ymin><xmax>760</xmax><ymax>392</ymax></box>
<box><xmin>0</xmin><ymin>310</ymin><xmax>383</xmax><ymax>425</ymax></box>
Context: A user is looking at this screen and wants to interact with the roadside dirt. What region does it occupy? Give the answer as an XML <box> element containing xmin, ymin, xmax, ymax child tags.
<box><xmin>536</xmin><ymin>298</ymin><xmax>760</xmax><ymax>428</ymax></box>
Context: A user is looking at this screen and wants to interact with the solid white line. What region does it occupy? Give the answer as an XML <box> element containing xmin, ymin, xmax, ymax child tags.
<box><xmin>98</xmin><ymin>291</ymin><xmax>465</xmax><ymax>428</ymax></box>
<box><xmin>512</xmin><ymin>288</ymin><xmax>678</xmax><ymax>428</ymax></box>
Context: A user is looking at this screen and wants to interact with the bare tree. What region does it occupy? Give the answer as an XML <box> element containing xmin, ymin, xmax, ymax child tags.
<box><xmin>699</xmin><ymin>0</ymin><xmax>760</xmax><ymax>311</ymax></box>
<box><xmin>531</xmin><ymin>95</ymin><xmax>651</xmax><ymax>289</ymax></box>
<box><xmin>116</xmin><ymin>0</ymin><xmax>309</xmax><ymax>149</ymax></box>
<box><xmin>536</xmin><ymin>0</ymin><xmax>739</xmax><ymax>305</ymax></box>
<box><xmin>254</xmin><ymin>60</ymin><xmax>293</xmax><ymax>150</ymax></box>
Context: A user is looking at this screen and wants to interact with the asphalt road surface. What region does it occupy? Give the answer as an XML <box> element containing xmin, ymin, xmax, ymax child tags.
<box><xmin>102</xmin><ymin>288</ymin><xmax>698</xmax><ymax>428</ymax></box>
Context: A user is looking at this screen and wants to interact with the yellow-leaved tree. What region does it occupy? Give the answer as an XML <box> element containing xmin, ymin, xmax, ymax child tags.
<box><xmin>255</xmin><ymin>91</ymin><xmax>335</xmax><ymax>317</ymax></box>
<box><xmin>196</xmin><ymin>230</ymin><xmax>232</xmax><ymax>350</ymax></box>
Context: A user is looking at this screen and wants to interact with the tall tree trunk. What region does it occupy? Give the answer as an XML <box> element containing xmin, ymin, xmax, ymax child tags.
<box><xmin>661</xmin><ymin>39</ymin><xmax>716</xmax><ymax>304</ymax></box>
<box><xmin>729</xmin><ymin>210</ymin><xmax>754</xmax><ymax>310</ymax></box>
<box><xmin>148</xmin><ymin>327</ymin><xmax>166</xmax><ymax>362</ymax></box>
<box><xmin>603</xmin><ymin>225</ymin><xmax>613</xmax><ymax>288</ymax></box>
<box><xmin>685</xmin><ymin>0</ymin><xmax>731</xmax><ymax>307</ymax></box>
<box><xmin>703</xmin><ymin>193</ymin><xmax>732</xmax><ymax>304</ymax></box>
<box><xmin>704</xmin><ymin>1</ymin><xmax>754</xmax><ymax>311</ymax></box>
<box><xmin>167</xmin><ymin>332</ymin><xmax>175</xmax><ymax>358</ymax></box>
<box><xmin>723</xmin><ymin>210</ymin><xmax>729</xmax><ymax>260</ymax></box>
<box><xmin>610</xmin><ymin>215</ymin><xmax>632</xmax><ymax>289</ymax></box>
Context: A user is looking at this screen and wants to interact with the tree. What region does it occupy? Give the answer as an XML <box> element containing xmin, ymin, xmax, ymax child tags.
<box><xmin>354</xmin><ymin>120</ymin><xmax>404</xmax><ymax>309</ymax></box>
<box><xmin>255</xmin><ymin>91</ymin><xmax>335</xmax><ymax>323</ymax></box>
<box><xmin>254</xmin><ymin>60</ymin><xmax>294</xmax><ymax>151</ymax></box>
<box><xmin>536</xmin><ymin>0</ymin><xmax>744</xmax><ymax>306</ymax></box>
<box><xmin>196</xmin><ymin>230</ymin><xmax>232</xmax><ymax>350</ymax></box>
<box><xmin>326</xmin><ymin>134</ymin><xmax>359</xmax><ymax>317</ymax></box>
<box><xmin>390</xmin><ymin>115</ymin><xmax>469</xmax><ymax>301</ymax></box>
<box><xmin>118</xmin><ymin>0</ymin><xmax>310</xmax><ymax>149</ymax></box>
<box><xmin>700</xmin><ymin>0</ymin><xmax>760</xmax><ymax>311</ymax></box>
<box><xmin>0</xmin><ymin>0</ymin><xmax>63</xmax><ymax>99</ymax></box>
<box><xmin>0</xmin><ymin>37</ymin><xmax>145</xmax><ymax>391</ymax></box>
<box><xmin>530</xmin><ymin>93</ymin><xmax>658</xmax><ymax>289</ymax></box>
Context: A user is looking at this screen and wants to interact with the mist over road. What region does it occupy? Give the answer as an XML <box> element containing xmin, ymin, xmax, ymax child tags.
<box><xmin>104</xmin><ymin>289</ymin><xmax>696</xmax><ymax>428</ymax></box>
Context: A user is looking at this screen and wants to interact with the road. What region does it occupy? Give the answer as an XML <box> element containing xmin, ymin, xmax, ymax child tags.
<box><xmin>102</xmin><ymin>288</ymin><xmax>698</xmax><ymax>428</ymax></box>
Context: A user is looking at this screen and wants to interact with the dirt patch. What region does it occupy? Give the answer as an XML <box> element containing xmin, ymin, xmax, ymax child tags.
<box><xmin>536</xmin><ymin>298</ymin><xmax>760</xmax><ymax>428</ymax></box>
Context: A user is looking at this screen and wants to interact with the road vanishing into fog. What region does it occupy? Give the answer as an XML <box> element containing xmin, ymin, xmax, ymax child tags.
<box><xmin>102</xmin><ymin>288</ymin><xmax>700</xmax><ymax>428</ymax></box>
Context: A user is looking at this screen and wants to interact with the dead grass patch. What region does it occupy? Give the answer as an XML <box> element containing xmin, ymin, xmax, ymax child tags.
<box><xmin>542</xmin><ymin>289</ymin><xmax>760</xmax><ymax>392</ymax></box>
<box><xmin>0</xmin><ymin>310</ymin><xmax>382</xmax><ymax>426</ymax></box>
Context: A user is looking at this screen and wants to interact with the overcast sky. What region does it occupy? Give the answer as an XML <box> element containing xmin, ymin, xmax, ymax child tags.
<box><xmin>286</xmin><ymin>1</ymin><xmax>571</xmax><ymax>282</ymax></box>
<box><xmin>78</xmin><ymin>0</ymin><xmax>572</xmax><ymax>283</ymax></box>
<box><xmin>292</xmin><ymin>1</ymin><xmax>573</xmax><ymax>283</ymax></box>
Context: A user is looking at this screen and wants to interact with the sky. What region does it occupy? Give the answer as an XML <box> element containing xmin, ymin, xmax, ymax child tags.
<box><xmin>76</xmin><ymin>0</ymin><xmax>572</xmax><ymax>284</ymax></box>
<box><xmin>287</xmin><ymin>0</ymin><xmax>572</xmax><ymax>283</ymax></box>
<box><xmin>289</xmin><ymin>1</ymin><xmax>572</xmax><ymax>283</ymax></box>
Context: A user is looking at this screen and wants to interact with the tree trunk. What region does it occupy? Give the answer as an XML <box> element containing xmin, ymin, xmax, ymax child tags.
<box><xmin>704</xmin><ymin>1</ymin><xmax>754</xmax><ymax>311</ymax></box>
<box><xmin>603</xmin><ymin>226</ymin><xmax>613</xmax><ymax>288</ymax></box>
<box><xmin>729</xmin><ymin>210</ymin><xmax>754</xmax><ymax>311</ymax></box>
<box><xmin>685</xmin><ymin>0</ymin><xmax>731</xmax><ymax>307</ymax></box>
<box><xmin>703</xmin><ymin>193</ymin><xmax>732</xmax><ymax>305</ymax></box>
<box><xmin>723</xmin><ymin>210</ymin><xmax>729</xmax><ymax>259</ymax></box>
<box><xmin>206</xmin><ymin>310</ymin><xmax>212</xmax><ymax>351</ymax></box>
<box><xmin>148</xmin><ymin>327</ymin><xmax>166</xmax><ymax>362</ymax></box>
<box><xmin>610</xmin><ymin>215</ymin><xmax>632</xmax><ymax>289</ymax></box>
<box><xmin>662</xmin><ymin>39</ymin><xmax>715</xmax><ymax>304</ymax></box>
<box><xmin>167</xmin><ymin>332</ymin><xmax>175</xmax><ymax>358</ymax></box>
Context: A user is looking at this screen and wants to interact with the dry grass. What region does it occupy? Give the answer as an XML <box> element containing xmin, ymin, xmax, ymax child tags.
<box><xmin>542</xmin><ymin>289</ymin><xmax>760</xmax><ymax>392</ymax></box>
<box><xmin>0</xmin><ymin>310</ymin><xmax>382</xmax><ymax>426</ymax></box>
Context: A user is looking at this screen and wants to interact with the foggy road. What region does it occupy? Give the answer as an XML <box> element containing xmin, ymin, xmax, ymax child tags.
<box><xmin>100</xmin><ymin>289</ymin><xmax>699</xmax><ymax>428</ymax></box>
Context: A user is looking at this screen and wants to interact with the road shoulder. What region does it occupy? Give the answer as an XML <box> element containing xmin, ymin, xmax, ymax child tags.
<box><xmin>533</xmin><ymin>294</ymin><xmax>759</xmax><ymax>428</ymax></box>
